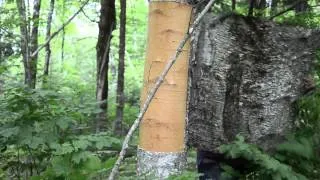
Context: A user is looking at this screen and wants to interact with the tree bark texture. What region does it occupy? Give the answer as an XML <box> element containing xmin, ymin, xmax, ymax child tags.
<box><xmin>138</xmin><ymin>1</ymin><xmax>193</xmax><ymax>178</ymax></box>
<box><xmin>187</xmin><ymin>14</ymin><xmax>320</xmax><ymax>153</ymax></box>
<box><xmin>95</xmin><ymin>0</ymin><xmax>116</xmax><ymax>132</ymax></box>
<box><xmin>28</xmin><ymin>0</ymin><xmax>41</xmax><ymax>88</ymax></box>
<box><xmin>43</xmin><ymin>0</ymin><xmax>55</xmax><ymax>84</ymax></box>
<box><xmin>61</xmin><ymin>0</ymin><xmax>65</xmax><ymax>65</ymax></box>
<box><xmin>16</xmin><ymin>0</ymin><xmax>29</xmax><ymax>86</ymax></box>
<box><xmin>114</xmin><ymin>0</ymin><xmax>126</xmax><ymax>136</ymax></box>
<box><xmin>16</xmin><ymin>0</ymin><xmax>41</xmax><ymax>89</ymax></box>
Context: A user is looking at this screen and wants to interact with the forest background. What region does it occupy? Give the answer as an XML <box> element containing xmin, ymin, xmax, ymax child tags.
<box><xmin>1</xmin><ymin>0</ymin><xmax>320</xmax><ymax>179</ymax></box>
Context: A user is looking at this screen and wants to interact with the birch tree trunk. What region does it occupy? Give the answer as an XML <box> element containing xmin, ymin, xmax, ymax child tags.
<box><xmin>138</xmin><ymin>0</ymin><xmax>193</xmax><ymax>178</ymax></box>
<box><xmin>114</xmin><ymin>0</ymin><xmax>126</xmax><ymax>136</ymax></box>
<box><xmin>95</xmin><ymin>0</ymin><xmax>116</xmax><ymax>132</ymax></box>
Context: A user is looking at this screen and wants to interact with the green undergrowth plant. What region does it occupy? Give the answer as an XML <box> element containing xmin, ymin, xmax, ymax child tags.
<box><xmin>0</xmin><ymin>85</ymin><xmax>122</xmax><ymax>179</ymax></box>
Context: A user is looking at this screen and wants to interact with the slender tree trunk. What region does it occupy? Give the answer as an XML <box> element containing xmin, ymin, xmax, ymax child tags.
<box><xmin>16</xmin><ymin>0</ymin><xmax>41</xmax><ymax>89</ymax></box>
<box><xmin>95</xmin><ymin>0</ymin><xmax>116</xmax><ymax>133</ymax></box>
<box><xmin>248</xmin><ymin>0</ymin><xmax>254</xmax><ymax>16</ymax></box>
<box><xmin>271</xmin><ymin>0</ymin><xmax>278</xmax><ymax>16</ymax></box>
<box><xmin>61</xmin><ymin>0</ymin><xmax>65</xmax><ymax>65</ymax></box>
<box><xmin>16</xmin><ymin>0</ymin><xmax>29</xmax><ymax>86</ymax></box>
<box><xmin>295</xmin><ymin>0</ymin><xmax>308</xmax><ymax>14</ymax></box>
<box><xmin>232</xmin><ymin>0</ymin><xmax>236</xmax><ymax>11</ymax></box>
<box><xmin>138</xmin><ymin>1</ymin><xmax>192</xmax><ymax>178</ymax></box>
<box><xmin>256</xmin><ymin>0</ymin><xmax>266</xmax><ymax>16</ymax></box>
<box><xmin>114</xmin><ymin>0</ymin><xmax>126</xmax><ymax>136</ymax></box>
<box><xmin>28</xmin><ymin>0</ymin><xmax>41</xmax><ymax>88</ymax></box>
<box><xmin>43</xmin><ymin>0</ymin><xmax>55</xmax><ymax>84</ymax></box>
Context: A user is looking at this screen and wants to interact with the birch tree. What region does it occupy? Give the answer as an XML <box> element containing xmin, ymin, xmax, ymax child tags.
<box><xmin>138</xmin><ymin>0</ymin><xmax>193</xmax><ymax>178</ymax></box>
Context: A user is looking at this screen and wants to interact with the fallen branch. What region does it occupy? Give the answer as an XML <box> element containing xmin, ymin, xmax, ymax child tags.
<box><xmin>30</xmin><ymin>0</ymin><xmax>90</xmax><ymax>58</ymax></box>
<box><xmin>269</xmin><ymin>0</ymin><xmax>305</xmax><ymax>20</ymax></box>
<box><xmin>107</xmin><ymin>0</ymin><xmax>216</xmax><ymax>179</ymax></box>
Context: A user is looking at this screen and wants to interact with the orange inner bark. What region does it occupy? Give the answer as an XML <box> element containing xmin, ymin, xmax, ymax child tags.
<box><xmin>139</xmin><ymin>2</ymin><xmax>192</xmax><ymax>152</ymax></box>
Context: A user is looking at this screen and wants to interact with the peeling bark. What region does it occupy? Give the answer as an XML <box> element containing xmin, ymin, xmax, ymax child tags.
<box><xmin>187</xmin><ymin>14</ymin><xmax>320</xmax><ymax>153</ymax></box>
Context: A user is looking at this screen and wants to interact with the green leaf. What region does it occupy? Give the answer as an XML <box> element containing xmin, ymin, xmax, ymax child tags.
<box><xmin>56</xmin><ymin>118</ymin><xmax>70</xmax><ymax>130</ymax></box>
<box><xmin>72</xmin><ymin>139</ymin><xmax>91</xmax><ymax>150</ymax></box>
<box><xmin>84</xmin><ymin>155</ymin><xmax>101</xmax><ymax>171</ymax></box>
<box><xmin>104</xmin><ymin>157</ymin><xmax>117</xmax><ymax>170</ymax></box>
<box><xmin>54</xmin><ymin>142</ymin><xmax>74</xmax><ymax>155</ymax></box>
<box><xmin>0</xmin><ymin>127</ymin><xmax>19</xmax><ymax>138</ymax></box>
<box><xmin>72</xmin><ymin>151</ymin><xmax>91</xmax><ymax>164</ymax></box>
<box><xmin>51</xmin><ymin>156</ymin><xmax>71</xmax><ymax>176</ymax></box>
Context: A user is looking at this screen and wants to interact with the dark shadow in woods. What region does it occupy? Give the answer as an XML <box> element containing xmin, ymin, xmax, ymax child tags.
<box><xmin>197</xmin><ymin>150</ymin><xmax>253</xmax><ymax>180</ymax></box>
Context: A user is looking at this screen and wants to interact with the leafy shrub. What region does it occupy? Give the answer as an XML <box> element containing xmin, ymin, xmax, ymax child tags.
<box><xmin>0</xmin><ymin>86</ymin><xmax>121</xmax><ymax>179</ymax></box>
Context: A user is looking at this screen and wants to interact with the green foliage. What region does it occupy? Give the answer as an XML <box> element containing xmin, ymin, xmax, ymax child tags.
<box><xmin>0</xmin><ymin>86</ymin><xmax>122</xmax><ymax>179</ymax></box>
<box><xmin>220</xmin><ymin>135</ymin><xmax>310</xmax><ymax>180</ymax></box>
<box><xmin>168</xmin><ymin>171</ymin><xmax>201</xmax><ymax>180</ymax></box>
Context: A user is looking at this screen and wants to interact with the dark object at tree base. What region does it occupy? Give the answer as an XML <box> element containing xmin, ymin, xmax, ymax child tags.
<box><xmin>197</xmin><ymin>150</ymin><xmax>252</xmax><ymax>180</ymax></box>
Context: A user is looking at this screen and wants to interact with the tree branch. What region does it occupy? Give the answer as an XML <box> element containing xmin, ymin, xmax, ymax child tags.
<box><xmin>30</xmin><ymin>0</ymin><xmax>90</xmax><ymax>58</ymax></box>
<box><xmin>81</xmin><ymin>8</ymin><xmax>98</xmax><ymax>23</ymax></box>
<box><xmin>107</xmin><ymin>0</ymin><xmax>216</xmax><ymax>179</ymax></box>
<box><xmin>269</xmin><ymin>0</ymin><xmax>305</xmax><ymax>20</ymax></box>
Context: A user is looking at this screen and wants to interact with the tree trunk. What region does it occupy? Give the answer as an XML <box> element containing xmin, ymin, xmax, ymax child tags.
<box><xmin>187</xmin><ymin>13</ymin><xmax>319</xmax><ymax>154</ymax></box>
<box><xmin>43</xmin><ymin>0</ymin><xmax>55</xmax><ymax>84</ymax></box>
<box><xmin>270</xmin><ymin>0</ymin><xmax>278</xmax><ymax>16</ymax></box>
<box><xmin>95</xmin><ymin>0</ymin><xmax>116</xmax><ymax>133</ymax></box>
<box><xmin>16</xmin><ymin>0</ymin><xmax>29</xmax><ymax>86</ymax></box>
<box><xmin>16</xmin><ymin>0</ymin><xmax>41</xmax><ymax>89</ymax></box>
<box><xmin>113</xmin><ymin>0</ymin><xmax>126</xmax><ymax>136</ymax></box>
<box><xmin>28</xmin><ymin>0</ymin><xmax>41</xmax><ymax>88</ymax></box>
<box><xmin>138</xmin><ymin>1</ymin><xmax>192</xmax><ymax>178</ymax></box>
<box><xmin>187</xmin><ymin>14</ymin><xmax>320</xmax><ymax>179</ymax></box>
<box><xmin>232</xmin><ymin>0</ymin><xmax>236</xmax><ymax>11</ymax></box>
<box><xmin>295</xmin><ymin>0</ymin><xmax>308</xmax><ymax>14</ymax></box>
<box><xmin>61</xmin><ymin>0</ymin><xmax>65</xmax><ymax>66</ymax></box>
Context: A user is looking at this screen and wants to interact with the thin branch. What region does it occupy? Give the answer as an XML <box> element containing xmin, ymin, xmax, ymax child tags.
<box><xmin>269</xmin><ymin>0</ymin><xmax>304</xmax><ymax>20</ymax></box>
<box><xmin>107</xmin><ymin>0</ymin><xmax>216</xmax><ymax>179</ymax></box>
<box><xmin>30</xmin><ymin>0</ymin><xmax>90</xmax><ymax>58</ymax></box>
<box><xmin>81</xmin><ymin>8</ymin><xmax>98</xmax><ymax>23</ymax></box>
<box><xmin>0</xmin><ymin>27</ymin><xmax>22</xmax><ymax>39</ymax></box>
<box><xmin>43</xmin><ymin>0</ymin><xmax>55</xmax><ymax>83</ymax></box>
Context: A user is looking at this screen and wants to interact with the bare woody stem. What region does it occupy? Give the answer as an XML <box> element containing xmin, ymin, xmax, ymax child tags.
<box><xmin>107</xmin><ymin>0</ymin><xmax>216</xmax><ymax>179</ymax></box>
<box><xmin>30</xmin><ymin>0</ymin><xmax>90</xmax><ymax>58</ymax></box>
<box><xmin>269</xmin><ymin>0</ymin><xmax>305</xmax><ymax>20</ymax></box>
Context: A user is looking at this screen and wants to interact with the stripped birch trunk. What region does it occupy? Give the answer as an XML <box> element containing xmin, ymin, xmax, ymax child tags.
<box><xmin>138</xmin><ymin>0</ymin><xmax>193</xmax><ymax>178</ymax></box>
